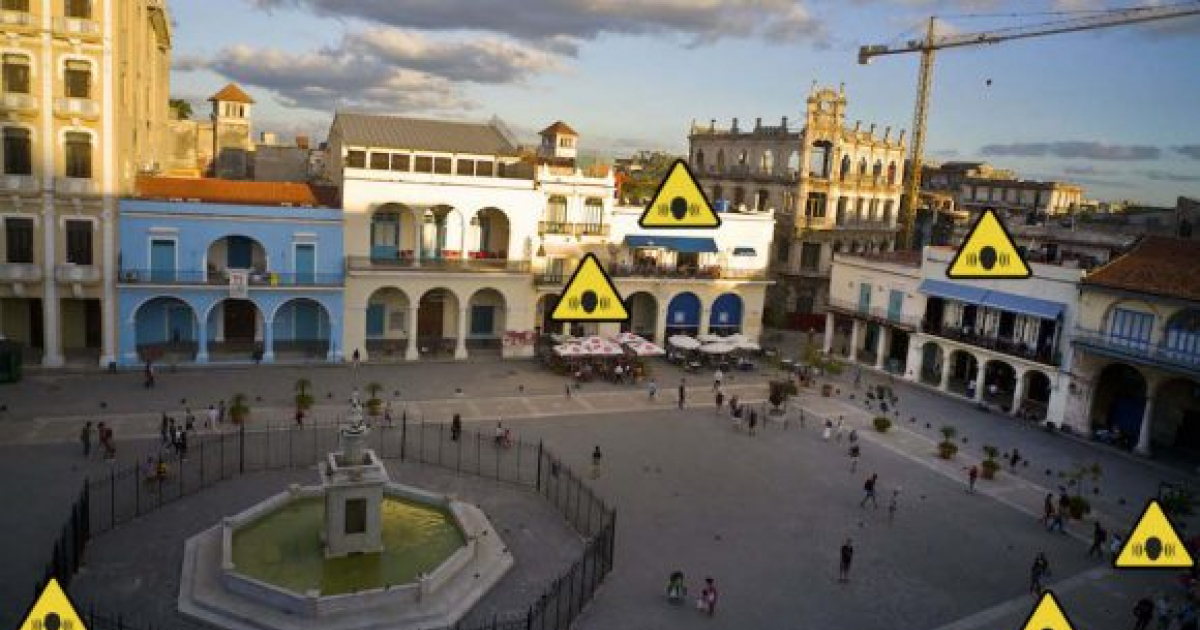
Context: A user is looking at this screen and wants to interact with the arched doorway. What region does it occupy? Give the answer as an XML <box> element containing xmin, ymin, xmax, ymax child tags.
<box><xmin>887</xmin><ymin>330</ymin><xmax>910</xmax><ymax>374</ymax></box>
<box><xmin>417</xmin><ymin>288</ymin><xmax>460</xmax><ymax>357</ymax></box>
<box><xmin>370</xmin><ymin>204</ymin><xmax>416</xmax><ymax>261</ymax></box>
<box><xmin>206</xmin><ymin>235</ymin><xmax>267</xmax><ymax>279</ymax></box>
<box><xmin>424</xmin><ymin>205</ymin><xmax>467</xmax><ymax>262</ymax></box>
<box><xmin>1022</xmin><ymin>370</ymin><xmax>1052</xmax><ymax>420</ymax></box>
<box><xmin>365</xmin><ymin>287</ymin><xmax>411</xmax><ymax>361</ymax></box>
<box><xmin>207</xmin><ymin>298</ymin><xmax>263</xmax><ymax>361</ymax></box>
<box><xmin>1164</xmin><ymin>309</ymin><xmax>1200</xmax><ymax>360</ymax></box>
<box><xmin>623</xmin><ymin>292</ymin><xmax>657</xmax><ymax>339</ymax></box>
<box><xmin>666</xmin><ymin>292</ymin><xmax>701</xmax><ymax>338</ymax></box>
<box><xmin>709</xmin><ymin>293</ymin><xmax>743</xmax><ymax>335</ymax></box>
<box><xmin>134</xmin><ymin>297</ymin><xmax>197</xmax><ymax>362</ymax></box>
<box><xmin>536</xmin><ymin>293</ymin><xmax>560</xmax><ymax>335</ymax></box>
<box><xmin>919</xmin><ymin>341</ymin><xmax>943</xmax><ymax>385</ymax></box>
<box><xmin>472</xmin><ymin>208</ymin><xmax>511</xmax><ymax>259</ymax></box>
<box><xmin>467</xmin><ymin>288</ymin><xmax>507</xmax><ymax>357</ymax></box>
<box><xmin>1089</xmin><ymin>363</ymin><xmax>1148</xmax><ymax>448</ymax></box>
<box><xmin>947</xmin><ymin>349</ymin><xmax>978</xmax><ymax>397</ymax></box>
<box><xmin>273</xmin><ymin>298</ymin><xmax>331</xmax><ymax>360</ymax></box>
<box><xmin>983</xmin><ymin>359</ymin><xmax>1017</xmax><ymax>411</ymax></box>
<box><xmin>1152</xmin><ymin>377</ymin><xmax>1200</xmax><ymax>455</ymax></box>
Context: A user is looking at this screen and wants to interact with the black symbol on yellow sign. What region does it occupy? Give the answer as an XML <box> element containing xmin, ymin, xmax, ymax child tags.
<box><xmin>1115</xmin><ymin>499</ymin><xmax>1194</xmax><ymax>569</ymax></box>
<box><xmin>17</xmin><ymin>579</ymin><xmax>87</xmax><ymax>630</ymax></box>
<box><xmin>1017</xmin><ymin>591</ymin><xmax>1078</xmax><ymax>630</ymax></box>
<box><xmin>946</xmin><ymin>209</ymin><xmax>1031</xmax><ymax>279</ymax></box>
<box><xmin>550</xmin><ymin>254</ymin><xmax>629</xmax><ymax>323</ymax></box>
<box><xmin>638</xmin><ymin>160</ymin><xmax>721</xmax><ymax>229</ymax></box>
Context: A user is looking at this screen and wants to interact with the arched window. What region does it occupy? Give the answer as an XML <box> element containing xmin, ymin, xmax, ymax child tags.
<box><xmin>733</xmin><ymin>187</ymin><xmax>746</xmax><ymax>208</ymax></box>
<box><xmin>64</xmin><ymin>59</ymin><xmax>92</xmax><ymax>99</ymax></box>
<box><xmin>836</xmin><ymin>197</ymin><xmax>848</xmax><ymax>225</ymax></box>
<box><xmin>858</xmin><ymin>158</ymin><xmax>867</xmax><ymax>175</ymax></box>
<box><xmin>760</xmin><ymin>149</ymin><xmax>774</xmax><ymax>174</ymax></box>
<box><xmin>738</xmin><ymin>150</ymin><xmax>748</xmax><ymax>166</ymax></box>
<box><xmin>2</xmin><ymin>53</ymin><xmax>32</xmax><ymax>95</ymax></box>
<box><xmin>809</xmin><ymin>141</ymin><xmax>832</xmax><ymax>178</ymax></box>
<box><xmin>716</xmin><ymin>149</ymin><xmax>725</xmax><ymax>172</ymax></box>
<box><xmin>840</xmin><ymin>155</ymin><xmax>851</xmax><ymax>181</ymax></box>
<box><xmin>872</xmin><ymin>160</ymin><xmax>883</xmax><ymax>177</ymax></box>
<box><xmin>694</xmin><ymin>149</ymin><xmax>705</xmax><ymax>169</ymax></box>
<box><xmin>887</xmin><ymin>161</ymin><xmax>897</xmax><ymax>185</ymax></box>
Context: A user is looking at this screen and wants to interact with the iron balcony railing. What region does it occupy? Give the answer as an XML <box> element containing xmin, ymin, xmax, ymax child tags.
<box><xmin>1072</xmin><ymin>328</ymin><xmax>1200</xmax><ymax>374</ymax></box>
<box><xmin>608</xmin><ymin>264</ymin><xmax>768</xmax><ymax>281</ymax></box>
<box><xmin>826</xmin><ymin>297</ymin><xmax>921</xmax><ymax>329</ymax></box>
<box><xmin>921</xmin><ymin>319</ymin><xmax>1061</xmax><ymax>367</ymax></box>
<box><xmin>538</xmin><ymin>221</ymin><xmax>610</xmax><ymax>237</ymax></box>
<box><xmin>347</xmin><ymin>256</ymin><xmax>531</xmax><ymax>273</ymax></box>
<box><xmin>118</xmin><ymin>269</ymin><xmax>343</xmax><ymax>286</ymax></box>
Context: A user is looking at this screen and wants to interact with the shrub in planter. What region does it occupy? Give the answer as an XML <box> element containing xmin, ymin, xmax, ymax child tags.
<box><xmin>295</xmin><ymin>378</ymin><xmax>314</xmax><ymax>411</ymax></box>
<box><xmin>230</xmin><ymin>393</ymin><xmax>250</xmax><ymax>424</ymax></box>
<box><xmin>938</xmin><ymin>425</ymin><xmax>958</xmax><ymax>459</ymax></box>
<box><xmin>365</xmin><ymin>381</ymin><xmax>384</xmax><ymax>416</ymax></box>
<box><xmin>981</xmin><ymin>445</ymin><xmax>1000</xmax><ymax>480</ymax></box>
<box><xmin>873</xmin><ymin>416</ymin><xmax>892</xmax><ymax>433</ymax></box>
<box><xmin>1068</xmin><ymin>495</ymin><xmax>1091</xmax><ymax>519</ymax></box>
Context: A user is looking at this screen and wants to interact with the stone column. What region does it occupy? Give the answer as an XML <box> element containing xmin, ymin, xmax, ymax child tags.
<box><xmin>848</xmin><ymin>320</ymin><xmax>862</xmax><ymax>362</ymax></box>
<box><xmin>455</xmin><ymin>304</ymin><xmax>469</xmax><ymax>359</ymax></box>
<box><xmin>411</xmin><ymin>207</ymin><xmax>423</xmax><ymax>267</ymax></box>
<box><xmin>406</xmin><ymin>306</ymin><xmax>419</xmax><ymax>361</ymax></box>
<box><xmin>939</xmin><ymin>352</ymin><xmax>951</xmax><ymax>391</ymax></box>
<box><xmin>875</xmin><ymin>327</ymin><xmax>889</xmax><ymax>370</ymax></box>
<box><xmin>973</xmin><ymin>357</ymin><xmax>987</xmax><ymax>402</ymax></box>
<box><xmin>823</xmin><ymin>312</ymin><xmax>835</xmax><ymax>354</ymax></box>
<box><xmin>262</xmin><ymin>314</ymin><xmax>275</xmax><ymax>363</ymax></box>
<box><xmin>41</xmin><ymin>203</ymin><xmax>63</xmax><ymax>367</ymax></box>
<box><xmin>1010</xmin><ymin>371</ymin><xmax>1027</xmax><ymax>417</ymax></box>
<box><xmin>699</xmin><ymin>302</ymin><xmax>712</xmax><ymax>336</ymax></box>
<box><xmin>654</xmin><ymin>299</ymin><xmax>669</xmax><ymax>345</ymax></box>
<box><xmin>1135</xmin><ymin>394</ymin><xmax>1156</xmax><ymax>456</ymax></box>
<box><xmin>195</xmin><ymin>316</ymin><xmax>209</xmax><ymax>364</ymax></box>
<box><xmin>100</xmin><ymin>205</ymin><xmax>116</xmax><ymax>367</ymax></box>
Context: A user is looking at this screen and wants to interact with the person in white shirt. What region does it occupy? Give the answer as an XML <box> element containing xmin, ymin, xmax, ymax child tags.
<box><xmin>713</xmin><ymin>369</ymin><xmax>724</xmax><ymax>392</ymax></box>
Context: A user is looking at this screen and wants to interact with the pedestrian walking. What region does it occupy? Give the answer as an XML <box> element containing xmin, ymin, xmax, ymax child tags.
<box><xmin>565</xmin><ymin>382</ymin><xmax>572</xmax><ymax>398</ymax></box>
<box><xmin>1048</xmin><ymin>505</ymin><xmax>1066</xmax><ymax>534</ymax></box>
<box><xmin>1135</xmin><ymin>596</ymin><xmax>1156</xmax><ymax>630</ymax></box>
<box><xmin>352</xmin><ymin>348</ymin><xmax>360</xmax><ymax>369</ymax></box>
<box><xmin>591</xmin><ymin>445</ymin><xmax>603</xmax><ymax>479</ymax></box>
<box><xmin>823</xmin><ymin>419</ymin><xmax>833</xmax><ymax>441</ymax></box>
<box><xmin>295</xmin><ymin>407</ymin><xmax>305</xmax><ymax>428</ymax></box>
<box><xmin>218</xmin><ymin>399</ymin><xmax>227</xmax><ymax>425</ymax></box>
<box><xmin>104</xmin><ymin>425</ymin><xmax>116</xmax><ymax>459</ymax></box>
<box><xmin>160</xmin><ymin>413</ymin><xmax>170</xmax><ymax>446</ymax></box>
<box><xmin>838</xmin><ymin>539</ymin><xmax>854</xmax><ymax>583</ymax></box>
<box><xmin>144</xmin><ymin>360</ymin><xmax>155</xmax><ymax>388</ymax></box>
<box><xmin>849</xmin><ymin>444</ymin><xmax>861</xmax><ymax>473</ymax></box>
<box><xmin>451</xmin><ymin>413</ymin><xmax>462</xmax><ymax>442</ymax></box>
<box><xmin>698</xmin><ymin>578</ymin><xmax>718</xmax><ymax>616</ymax></box>
<box><xmin>1155</xmin><ymin>594</ymin><xmax>1173</xmax><ymax>630</ymax></box>
<box><xmin>748</xmin><ymin>408</ymin><xmax>758</xmax><ymax>436</ymax></box>
<box><xmin>835</xmin><ymin>417</ymin><xmax>845</xmax><ymax>442</ymax></box>
<box><xmin>1042</xmin><ymin>493</ymin><xmax>1054</xmax><ymax>526</ymax></box>
<box><xmin>1089</xmin><ymin>522</ymin><xmax>1108</xmax><ymax>558</ymax></box>
<box><xmin>715</xmin><ymin>389</ymin><xmax>725</xmax><ymax>414</ymax></box>
<box><xmin>494</xmin><ymin>422</ymin><xmax>505</xmax><ymax>448</ymax></box>
<box><xmin>854</xmin><ymin>366</ymin><xmax>862</xmax><ymax>388</ymax></box>
<box><xmin>860</xmin><ymin>473</ymin><xmax>879</xmax><ymax>508</ymax></box>
<box><xmin>1030</xmin><ymin>552</ymin><xmax>1049</xmax><ymax>595</ymax></box>
<box><xmin>799</xmin><ymin>409</ymin><xmax>806</xmax><ymax>429</ymax></box>
<box><xmin>648</xmin><ymin>378</ymin><xmax>658</xmax><ymax>401</ymax></box>
<box><xmin>178</xmin><ymin>429</ymin><xmax>188</xmax><ymax>461</ymax></box>
<box><xmin>849</xmin><ymin>429</ymin><xmax>858</xmax><ymax>444</ymax></box>
<box><xmin>678</xmin><ymin>379</ymin><xmax>686</xmax><ymax>410</ymax></box>
<box><xmin>966</xmin><ymin>465</ymin><xmax>979</xmax><ymax>493</ymax></box>
<box><xmin>887</xmin><ymin>489</ymin><xmax>899</xmax><ymax>526</ymax></box>
<box><xmin>1010</xmin><ymin>448</ymin><xmax>1021</xmax><ymax>471</ymax></box>
<box><xmin>185</xmin><ymin>408</ymin><xmax>195</xmax><ymax>432</ymax></box>
<box><xmin>713</xmin><ymin>368</ymin><xmax>724</xmax><ymax>392</ymax></box>
<box><xmin>80</xmin><ymin>421</ymin><xmax>93</xmax><ymax>457</ymax></box>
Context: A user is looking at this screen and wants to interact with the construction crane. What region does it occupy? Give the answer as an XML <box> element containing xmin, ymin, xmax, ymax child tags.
<box><xmin>858</xmin><ymin>2</ymin><xmax>1200</xmax><ymax>249</ymax></box>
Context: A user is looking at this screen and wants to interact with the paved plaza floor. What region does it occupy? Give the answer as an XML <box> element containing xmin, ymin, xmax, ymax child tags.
<box><xmin>0</xmin><ymin>357</ymin><xmax>1194</xmax><ymax>630</ymax></box>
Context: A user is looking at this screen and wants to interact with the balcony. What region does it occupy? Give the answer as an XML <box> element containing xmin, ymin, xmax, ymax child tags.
<box><xmin>55</xmin><ymin>264</ymin><xmax>101</xmax><ymax>284</ymax></box>
<box><xmin>55</xmin><ymin>177</ymin><xmax>97</xmax><ymax>196</ymax></box>
<box><xmin>53</xmin><ymin>16</ymin><xmax>101</xmax><ymax>37</ymax></box>
<box><xmin>1</xmin><ymin>93</ymin><xmax>38</xmax><ymax>113</ymax></box>
<box><xmin>118</xmin><ymin>269</ymin><xmax>343</xmax><ymax>287</ymax></box>
<box><xmin>537</xmin><ymin>221</ymin><xmax>610</xmax><ymax>237</ymax></box>
<box><xmin>921</xmin><ymin>320</ymin><xmax>1060</xmax><ymax>367</ymax></box>
<box><xmin>826</xmin><ymin>297</ymin><xmax>920</xmax><ymax>330</ymax></box>
<box><xmin>608</xmin><ymin>263</ymin><xmax>768</xmax><ymax>281</ymax></box>
<box><xmin>0</xmin><ymin>10</ymin><xmax>34</xmax><ymax>28</ymax></box>
<box><xmin>538</xmin><ymin>221</ymin><xmax>571</xmax><ymax>235</ymax></box>
<box><xmin>0</xmin><ymin>262</ymin><xmax>41</xmax><ymax>283</ymax></box>
<box><xmin>54</xmin><ymin>97</ymin><xmax>100</xmax><ymax>119</ymax></box>
<box><xmin>0</xmin><ymin>175</ymin><xmax>39</xmax><ymax>194</ymax></box>
<box><xmin>534</xmin><ymin>273</ymin><xmax>564</xmax><ymax>287</ymax></box>
<box><xmin>1072</xmin><ymin>328</ymin><xmax>1200</xmax><ymax>376</ymax></box>
<box><xmin>347</xmin><ymin>256</ymin><xmax>531</xmax><ymax>274</ymax></box>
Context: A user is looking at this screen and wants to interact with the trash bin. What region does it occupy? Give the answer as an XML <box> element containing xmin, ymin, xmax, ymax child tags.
<box><xmin>0</xmin><ymin>340</ymin><xmax>22</xmax><ymax>383</ymax></box>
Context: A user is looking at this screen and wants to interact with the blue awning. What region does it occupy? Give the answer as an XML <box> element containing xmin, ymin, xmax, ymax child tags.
<box><xmin>980</xmin><ymin>290</ymin><xmax>1065</xmax><ymax>320</ymax></box>
<box><xmin>624</xmin><ymin>235</ymin><xmax>719</xmax><ymax>253</ymax></box>
<box><xmin>918</xmin><ymin>279</ymin><xmax>989</xmax><ymax>303</ymax></box>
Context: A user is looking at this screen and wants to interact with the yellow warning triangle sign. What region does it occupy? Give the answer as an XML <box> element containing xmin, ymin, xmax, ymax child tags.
<box><xmin>16</xmin><ymin>578</ymin><xmax>89</xmax><ymax>630</ymax></box>
<box><xmin>946</xmin><ymin>209</ymin><xmax>1031</xmax><ymax>279</ymax></box>
<box><xmin>1114</xmin><ymin>499</ymin><xmax>1195</xmax><ymax>569</ymax></box>
<box><xmin>638</xmin><ymin>160</ymin><xmax>721</xmax><ymax>229</ymax></box>
<box><xmin>1019</xmin><ymin>591</ymin><xmax>1078</xmax><ymax>630</ymax></box>
<box><xmin>550</xmin><ymin>254</ymin><xmax>629</xmax><ymax>323</ymax></box>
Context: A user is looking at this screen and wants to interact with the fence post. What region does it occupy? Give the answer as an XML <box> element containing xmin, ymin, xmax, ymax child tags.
<box><xmin>238</xmin><ymin>422</ymin><xmax>246</xmax><ymax>474</ymax></box>
<box><xmin>200</xmin><ymin>438</ymin><xmax>205</xmax><ymax>486</ymax></box>
<box><xmin>109</xmin><ymin>467</ymin><xmax>115</xmax><ymax>530</ymax></box>
<box><xmin>400</xmin><ymin>411</ymin><xmax>407</xmax><ymax>462</ymax></box>
<box><xmin>526</xmin><ymin>605</ymin><xmax>533</xmax><ymax>630</ymax></box>
<box><xmin>220</xmin><ymin>429</ymin><xmax>225</xmax><ymax>479</ymax></box>
<box><xmin>82</xmin><ymin>479</ymin><xmax>90</xmax><ymax>541</ymax></box>
<box><xmin>438</xmin><ymin>422</ymin><xmax>444</xmax><ymax>465</ymax></box>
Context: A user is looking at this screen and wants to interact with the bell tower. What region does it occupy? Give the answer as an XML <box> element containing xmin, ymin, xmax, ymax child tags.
<box><xmin>208</xmin><ymin>83</ymin><xmax>255</xmax><ymax>179</ymax></box>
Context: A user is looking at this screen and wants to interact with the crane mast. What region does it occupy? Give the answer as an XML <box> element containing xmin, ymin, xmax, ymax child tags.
<box><xmin>858</xmin><ymin>2</ymin><xmax>1200</xmax><ymax>249</ymax></box>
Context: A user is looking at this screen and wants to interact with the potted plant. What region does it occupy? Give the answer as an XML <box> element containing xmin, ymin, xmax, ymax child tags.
<box><xmin>365</xmin><ymin>381</ymin><xmax>384</xmax><ymax>416</ymax></box>
<box><xmin>230</xmin><ymin>393</ymin><xmax>250</xmax><ymax>424</ymax></box>
<box><xmin>1068</xmin><ymin>495</ymin><xmax>1092</xmax><ymax>519</ymax></box>
<box><xmin>938</xmin><ymin>425</ymin><xmax>958</xmax><ymax>459</ymax></box>
<box><xmin>873</xmin><ymin>416</ymin><xmax>892</xmax><ymax>433</ymax></box>
<box><xmin>294</xmin><ymin>378</ymin><xmax>314</xmax><ymax>412</ymax></box>
<box><xmin>981</xmin><ymin>445</ymin><xmax>1001</xmax><ymax>480</ymax></box>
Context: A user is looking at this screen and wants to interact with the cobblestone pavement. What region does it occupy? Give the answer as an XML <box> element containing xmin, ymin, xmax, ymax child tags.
<box><xmin>1</xmin><ymin>358</ymin><xmax>1193</xmax><ymax>630</ymax></box>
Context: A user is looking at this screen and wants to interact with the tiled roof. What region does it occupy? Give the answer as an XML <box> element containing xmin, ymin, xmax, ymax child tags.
<box><xmin>540</xmin><ymin>121</ymin><xmax>578</xmax><ymax>137</ymax></box>
<box><xmin>334</xmin><ymin>112</ymin><xmax>519</xmax><ymax>156</ymax></box>
<box><xmin>1082</xmin><ymin>235</ymin><xmax>1200</xmax><ymax>302</ymax></box>
<box><xmin>134</xmin><ymin>177</ymin><xmax>339</xmax><ymax>208</ymax></box>
<box><xmin>208</xmin><ymin>83</ymin><xmax>255</xmax><ymax>104</ymax></box>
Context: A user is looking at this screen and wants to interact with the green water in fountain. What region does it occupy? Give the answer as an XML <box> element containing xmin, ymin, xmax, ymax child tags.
<box><xmin>231</xmin><ymin>497</ymin><xmax>466</xmax><ymax>596</ymax></box>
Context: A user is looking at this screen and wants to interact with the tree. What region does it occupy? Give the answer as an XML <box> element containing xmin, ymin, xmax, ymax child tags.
<box><xmin>169</xmin><ymin>98</ymin><xmax>193</xmax><ymax>120</ymax></box>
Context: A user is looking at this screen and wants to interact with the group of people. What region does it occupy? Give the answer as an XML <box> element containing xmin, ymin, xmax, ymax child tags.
<box><xmin>665</xmin><ymin>572</ymin><xmax>718</xmax><ymax>616</ymax></box>
<box><xmin>79</xmin><ymin>421</ymin><xmax>116</xmax><ymax>460</ymax></box>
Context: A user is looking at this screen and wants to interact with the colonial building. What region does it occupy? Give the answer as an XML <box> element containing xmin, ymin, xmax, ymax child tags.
<box><xmin>922</xmin><ymin>161</ymin><xmax>1084</xmax><ymax>219</ymax></box>
<box><xmin>116</xmin><ymin>177</ymin><xmax>343</xmax><ymax>366</ymax></box>
<box><xmin>1063</xmin><ymin>236</ymin><xmax>1199</xmax><ymax>456</ymax></box>
<box><xmin>689</xmin><ymin>85</ymin><xmax>906</xmax><ymax>331</ymax></box>
<box><xmin>0</xmin><ymin>0</ymin><xmax>171</xmax><ymax>366</ymax></box>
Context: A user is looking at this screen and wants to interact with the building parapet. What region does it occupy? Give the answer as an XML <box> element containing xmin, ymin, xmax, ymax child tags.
<box><xmin>118</xmin><ymin>269</ymin><xmax>344</xmax><ymax>287</ymax></box>
<box><xmin>826</xmin><ymin>297</ymin><xmax>920</xmax><ymax>329</ymax></box>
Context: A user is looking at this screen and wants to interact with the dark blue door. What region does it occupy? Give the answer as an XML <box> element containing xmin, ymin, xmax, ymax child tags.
<box><xmin>366</xmin><ymin>304</ymin><xmax>385</xmax><ymax>338</ymax></box>
<box><xmin>294</xmin><ymin>301</ymin><xmax>321</xmax><ymax>340</ymax></box>
<box><xmin>150</xmin><ymin>239</ymin><xmax>175</xmax><ymax>282</ymax></box>
<box><xmin>227</xmin><ymin>236</ymin><xmax>253</xmax><ymax>268</ymax></box>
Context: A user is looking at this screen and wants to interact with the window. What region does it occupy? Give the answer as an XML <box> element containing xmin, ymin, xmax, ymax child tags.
<box><xmin>869</xmin><ymin>199</ymin><xmax>879</xmax><ymax>221</ymax></box>
<box><xmin>345</xmin><ymin>150</ymin><xmax>366</xmax><ymax>168</ymax></box>
<box><xmin>712</xmin><ymin>185</ymin><xmax>723</xmax><ymax>202</ymax></box>
<box><xmin>716</xmin><ymin>149</ymin><xmax>725</xmax><ymax>171</ymax></box>
<box><xmin>1107</xmin><ymin>308</ymin><xmax>1154</xmax><ymax>351</ymax></box>
<box><xmin>872</xmin><ymin>160</ymin><xmax>882</xmax><ymax>177</ymax></box>
<box><xmin>858</xmin><ymin>158</ymin><xmax>867</xmax><ymax>175</ymax></box>
<box><xmin>882</xmin><ymin>200</ymin><xmax>894</xmax><ymax>224</ymax></box>
<box><xmin>805</xmin><ymin>192</ymin><xmax>827</xmax><ymax>218</ymax></box>
<box><xmin>887</xmin><ymin>162</ymin><xmax>897</xmax><ymax>185</ymax></box>
<box><xmin>836</xmin><ymin>197</ymin><xmax>848</xmax><ymax>225</ymax></box>
<box><xmin>2</xmin><ymin>54</ymin><xmax>31</xmax><ymax>94</ymax></box>
<box><xmin>368</xmin><ymin>152</ymin><xmax>389</xmax><ymax>170</ymax></box>
<box><xmin>433</xmin><ymin>157</ymin><xmax>452</xmax><ymax>174</ymax></box>
<box><xmin>855</xmin><ymin>198</ymin><xmax>865</xmax><ymax>221</ymax></box>
<box><xmin>558</xmin><ymin>137</ymin><xmax>573</xmax><ymax>148</ymax></box>
<box><xmin>64</xmin><ymin>60</ymin><xmax>90</xmax><ymax>98</ymax></box>
<box><xmin>694</xmin><ymin>149</ymin><xmax>705</xmax><ymax>169</ymax></box>
<box><xmin>583</xmin><ymin>197</ymin><xmax>604</xmax><ymax>225</ymax></box>
<box><xmin>760</xmin><ymin>149</ymin><xmax>774</xmax><ymax>174</ymax></box>
<box><xmin>413</xmin><ymin>156</ymin><xmax>432</xmax><ymax>173</ymax></box>
<box><xmin>65</xmin><ymin>219</ymin><xmax>92</xmax><ymax>265</ymax></box>
<box><xmin>799</xmin><ymin>243</ymin><xmax>821</xmax><ymax>271</ymax></box>
<box><xmin>775</xmin><ymin>240</ymin><xmax>789</xmax><ymax>263</ymax></box>
<box><xmin>3</xmin><ymin>127</ymin><xmax>31</xmax><ymax>175</ymax></box>
<box><xmin>64</xmin><ymin>0</ymin><xmax>90</xmax><ymax>19</ymax></box>
<box><xmin>546</xmin><ymin>196</ymin><xmax>567</xmax><ymax>223</ymax></box>
<box><xmin>64</xmin><ymin>132</ymin><xmax>91</xmax><ymax>178</ymax></box>
<box><xmin>456</xmin><ymin>159</ymin><xmax>475</xmax><ymax>176</ymax></box>
<box><xmin>389</xmin><ymin>153</ymin><xmax>409</xmax><ymax>171</ymax></box>
<box><xmin>808</xmin><ymin>142</ymin><xmax>831</xmax><ymax>178</ymax></box>
<box><xmin>475</xmin><ymin>160</ymin><xmax>494</xmax><ymax>177</ymax></box>
<box><xmin>2</xmin><ymin>0</ymin><xmax>29</xmax><ymax>12</ymax></box>
<box><xmin>5</xmin><ymin>217</ymin><xmax>33</xmax><ymax>263</ymax></box>
<box><xmin>840</xmin><ymin>155</ymin><xmax>851</xmax><ymax>180</ymax></box>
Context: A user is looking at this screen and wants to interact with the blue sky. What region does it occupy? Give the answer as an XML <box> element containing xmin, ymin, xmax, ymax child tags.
<box><xmin>169</xmin><ymin>0</ymin><xmax>1200</xmax><ymax>205</ymax></box>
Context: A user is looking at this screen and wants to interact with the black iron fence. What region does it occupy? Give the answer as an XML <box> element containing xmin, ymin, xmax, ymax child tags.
<box><xmin>32</xmin><ymin>416</ymin><xmax>615</xmax><ymax>630</ymax></box>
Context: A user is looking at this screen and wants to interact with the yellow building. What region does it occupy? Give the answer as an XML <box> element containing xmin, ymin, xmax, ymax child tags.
<box><xmin>0</xmin><ymin>0</ymin><xmax>170</xmax><ymax>366</ymax></box>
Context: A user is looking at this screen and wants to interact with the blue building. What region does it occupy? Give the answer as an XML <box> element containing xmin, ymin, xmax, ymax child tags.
<box><xmin>117</xmin><ymin>178</ymin><xmax>343</xmax><ymax>365</ymax></box>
